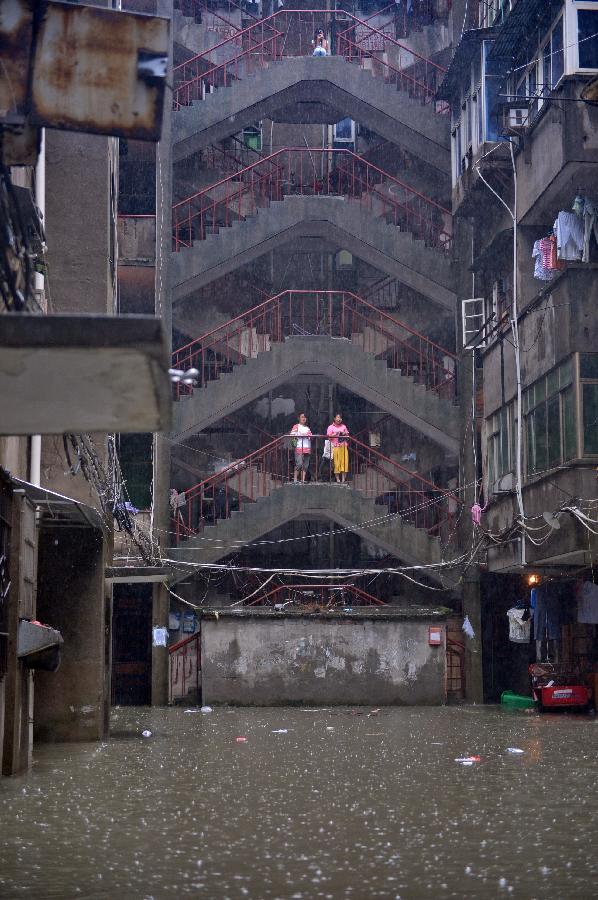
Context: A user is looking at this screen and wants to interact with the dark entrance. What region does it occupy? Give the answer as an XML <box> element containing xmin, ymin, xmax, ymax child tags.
<box><xmin>111</xmin><ymin>583</ymin><xmax>152</xmax><ymax>705</ymax></box>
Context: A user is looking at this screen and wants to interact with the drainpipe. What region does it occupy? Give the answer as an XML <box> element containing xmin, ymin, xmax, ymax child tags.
<box><xmin>474</xmin><ymin>139</ymin><xmax>526</xmax><ymax>567</ymax></box>
<box><xmin>30</xmin><ymin>130</ymin><xmax>45</xmax><ymax>487</ymax></box>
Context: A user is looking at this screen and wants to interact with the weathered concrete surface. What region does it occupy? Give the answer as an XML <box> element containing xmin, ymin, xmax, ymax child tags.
<box><xmin>173</xmin><ymin>335</ymin><xmax>460</xmax><ymax>452</ymax></box>
<box><xmin>170</xmin><ymin>482</ymin><xmax>458</xmax><ymax>588</ymax></box>
<box><xmin>173</xmin><ymin>57</ymin><xmax>450</xmax><ymax>176</ymax></box>
<box><xmin>171</xmin><ymin>196</ymin><xmax>456</xmax><ymax>310</ymax></box>
<box><xmin>200</xmin><ymin>608</ymin><xmax>448</xmax><ymax>706</ymax></box>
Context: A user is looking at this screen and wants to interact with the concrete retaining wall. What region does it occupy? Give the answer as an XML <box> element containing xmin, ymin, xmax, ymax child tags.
<box><xmin>200</xmin><ymin>609</ymin><xmax>447</xmax><ymax>706</ymax></box>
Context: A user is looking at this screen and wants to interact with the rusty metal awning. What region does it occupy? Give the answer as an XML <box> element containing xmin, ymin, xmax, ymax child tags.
<box><xmin>0</xmin><ymin>314</ymin><xmax>172</xmax><ymax>435</ymax></box>
<box><xmin>9</xmin><ymin>476</ymin><xmax>104</xmax><ymax>531</ymax></box>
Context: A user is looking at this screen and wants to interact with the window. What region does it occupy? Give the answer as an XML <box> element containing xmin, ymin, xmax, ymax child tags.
<box><xmin>118</xmin><ymin>434</ymin><xmax>153</xmax><ymax>509</ymax></box>
<box><xmin>333</xmin><ymin>118</ymin><xmax>355</xmax><ymax>142</ymax></box>
<box><xmin>242</xmin><ymin>123</ymin><xmax>262</xmax><ymax>152</ymax></box>
<box><xmin>506</xmin><ymin>14</ymin><xmax>564</xmax><ymax>128</ymax></box>
<box><xmin>483</xmin><ymin>42</ymin><xmax>502</xmax><ymax>141</ymax></box>
<box><xmin>451</xmin><ymin>42</ymin><xmax>500</xmax><ymax>185</ymax></box>
<box><xmin>524</xmin><ymin>359</ymin><xmax>577</xmax><ymax>476</ymax></box>
<box><xmin>479</xmin><ymin>0</ymin><xmax>513</xmax><ymax>28</ymax></box>
<box><xmin>577</xmin><ymin>7</ymin><xmax>598</xmax><ymax>69</ymax></box>
<box><xmin>487</xmin><ymin>401</ymin><xmax>516</xmax><ymax>489</ymax></box>
<box><xmin>580</xmin><ymin>353</ymin><xmax>598</xmax><ymax>453</ymax></box>
<box><xmin>551</xmin><ymin>16</ymin><xmax>564</xmax><ymax>83</ymax></box>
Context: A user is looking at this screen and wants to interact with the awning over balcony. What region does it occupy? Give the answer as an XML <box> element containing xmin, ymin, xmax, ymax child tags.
<box><xmin>488</xmin><ymin>0</ymin><xmax>563</xmax><ymax>64</ymax></box>
<box><xmin>437</xmin><ymin>27</ymin><xmax>497</xmax><ymax>103</ymax></box>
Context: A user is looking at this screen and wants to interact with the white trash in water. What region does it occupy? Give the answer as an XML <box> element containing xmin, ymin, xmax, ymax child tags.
<box><xmin>200</xmin><ymin>706</ymin><xmax>213</xmax><ymax>713</ymax></box>
<box><xmin>141</xmin><ymin>730</ymin><xmax>152</xmax><ymax>737</ymax></box>
<box><xmin>506</xmin><ymin>747</ymin><xmax>525</xmax><ymax>754</ymax></box>
<box><xmin>272</xmin><ymin>729</ymin><xmax>288</xmax><ymax>734</ymax></box>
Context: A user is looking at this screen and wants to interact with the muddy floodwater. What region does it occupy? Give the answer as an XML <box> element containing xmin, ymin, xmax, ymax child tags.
<box><xmin>1</xmin><ymin>705</ymin><xmax>598</xmax><ymax>899</ymax></box>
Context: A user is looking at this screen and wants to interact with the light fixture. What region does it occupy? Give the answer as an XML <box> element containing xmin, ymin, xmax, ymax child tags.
<box><xmin>528</xmin><ymin>573</ymin><xmax>540</xmax><ymax>586</ymax></box>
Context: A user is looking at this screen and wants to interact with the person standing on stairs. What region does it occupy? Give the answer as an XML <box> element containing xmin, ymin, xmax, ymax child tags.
<box><xmin>327</xmin><ymin>413</ymin><xmax>350</xmax><ymax>484</ymax></box>
<box><xmin>291</xmin><ymin>413</ymin><xmax>312</xmax><ymax>483</ymax></box>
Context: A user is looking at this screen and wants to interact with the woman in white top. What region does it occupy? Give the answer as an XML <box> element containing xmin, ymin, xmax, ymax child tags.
<box><xmin>290</xmin><ymin>413</ymin><xmax>312</xmax><ymax>483</ymax></box>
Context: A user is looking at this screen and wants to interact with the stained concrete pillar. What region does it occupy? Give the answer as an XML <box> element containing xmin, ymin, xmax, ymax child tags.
<box><xmin>2</xmin><ymin>491</ymin><xmax>36</xmax><ymax>776</ymax></box>
<box><xmin>150</xmin><ymin>0</ymin><xmax>174</xmax><ymax>706</ymax></box>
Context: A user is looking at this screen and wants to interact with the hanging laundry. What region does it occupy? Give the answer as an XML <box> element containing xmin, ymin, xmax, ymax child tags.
<box><xmin>533</xmin><ymin>581</ymin><xmax>565</xmax><ymax>640</ymax></box>
<box><xmin>507</xmin><ymin>607</ymin><xmax>531</xmax><ymax>643</ymax></box>
<box><xmin>577</xmin><ymin>197</ymin><xmax>598</xmax><ymax>263</ymax></box>
<box><xmin>462</xmin><ymin>615</ymin><xmax>475</xmax><ymax>639</ymax></box>
<box><xmin>554</xmin><ymin>211</ymin><xmax>584</xmax><ymax>261</ymax></box>
<box><xmin>532</xmin><ymin>240</ymin><xmax>555</xmax><ymax>281</ymax></box>
<box><xmin>548</xmin><ymin>234</ymin><xmax>566</xmax><ymax>272</ymax></box>
<box><xmin>471</xmin><ymin>503</ymin><xmax>482</xmax><ymax>526</ymax></box>
<box><xmin>577</xmin><ymin>580</ymin><xmax>598</xmax><ymax>624</ymax></box>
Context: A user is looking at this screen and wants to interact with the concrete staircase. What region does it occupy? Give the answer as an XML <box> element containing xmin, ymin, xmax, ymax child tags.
<box><xmin>172</xmin><ymin>195</ymin><xmax>455</xmax><ymax>310</ymax></box>
<box><xmin>173</xmin><ymin>334</ymin><xmax>460</xmax><ymax>453</ymax></box>
<box><xmin>169</xmin><ymin>481</ymin><xmax>456</xmax><ymax>586</ymax></box>
<box><xmin>173</xmin><ymin>56</ymin><xmax>450</xmax><ymax>176</ymax></box>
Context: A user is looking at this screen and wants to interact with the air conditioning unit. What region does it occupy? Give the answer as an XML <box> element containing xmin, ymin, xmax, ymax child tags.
<box><xmin>502</xmin><ymin>106</ymin><xmax>529</xmax><ymax>133</ymax></box>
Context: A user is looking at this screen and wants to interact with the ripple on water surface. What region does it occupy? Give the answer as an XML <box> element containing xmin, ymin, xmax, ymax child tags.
<box><xmin>1</xmin><ymin>705</ymin><xmax>597</xmax><ymax>899</ymax></box>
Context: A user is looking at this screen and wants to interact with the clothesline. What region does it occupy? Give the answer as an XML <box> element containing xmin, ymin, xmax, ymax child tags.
<box><xmin>532</xmin><ymin>194</ymin><xmax>598</xmax><ymax>281</ymax></box>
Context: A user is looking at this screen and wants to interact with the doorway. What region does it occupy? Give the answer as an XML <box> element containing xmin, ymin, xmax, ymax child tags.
<box><xmin>111</xmin><ymin>584</ymin><xmax>152</xmax><ymax>705</ymax></box>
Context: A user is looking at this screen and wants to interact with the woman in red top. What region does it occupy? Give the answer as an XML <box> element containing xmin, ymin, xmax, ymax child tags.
<box><xmin>326</xmin><ymin>413</ymin><xmax>349</xmax><ymax>484</ymax></box>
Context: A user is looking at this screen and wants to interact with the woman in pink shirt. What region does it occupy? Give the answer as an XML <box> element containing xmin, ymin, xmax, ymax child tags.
<box><xmin>326</xmin><ymin>413</ymin><xmax>349</xmax><ymax>484</ymax></box>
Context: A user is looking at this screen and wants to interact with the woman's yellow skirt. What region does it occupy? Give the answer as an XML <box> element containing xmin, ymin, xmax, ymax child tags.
<box><xmin>332</xmin><ymin>443</ymin><xmax>349</xmax><ymax>474</ymax></box>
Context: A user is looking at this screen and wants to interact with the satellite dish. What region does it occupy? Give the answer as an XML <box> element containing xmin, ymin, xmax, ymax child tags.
<box><xmin>542</xmin><ymin>511</ymin><xmax>561</xmax><ymax>530</ymax></box>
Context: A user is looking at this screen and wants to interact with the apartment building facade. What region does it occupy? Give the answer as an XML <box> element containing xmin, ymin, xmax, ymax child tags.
<box><xmin>441</xmin><ymin>0</ymin><xmax>598</xmax><ymax>698</ymax></box>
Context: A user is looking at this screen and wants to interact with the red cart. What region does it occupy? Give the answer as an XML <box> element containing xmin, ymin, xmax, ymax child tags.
<box><xmin>529</xmin><ymin>663</ymin><xmax>591</xmax><ymax>711</ymax></box>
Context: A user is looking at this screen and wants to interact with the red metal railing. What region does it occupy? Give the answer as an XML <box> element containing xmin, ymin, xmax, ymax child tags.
<box><xmin>170</xmin><ymin>433</ymin><xmax>459</xmax><ymax>544</ymax></box>
<box><xmin>196</xmin><ymin>134</ymin><xmax>280</xmax><ymax>177</ymax></box>
<box><xmin>172</xmin><ymin>9</ymin><xmax>448</xmax><ymax>110</ymax></box>
<box><xmin>172</xmin><ymin>148</ymin><xmax>452</xmax><ymax>251</ymax></box>
<box><xmin>335</xmin><ymin>16</ymin><xmax>448</xmax><ymax>108</ymax></box>
<box><xmin>168</xmin><ymin>631</ymin><xmax>201</xmax><ymax>703</ymax></box>
<box><xmin>244</xmin><ymin>583</ymin><xmax>387</xmax><ymax>607</ymax></box>
<box><xmin>172</xmin><ymin>289</ymin><xmax>456</xmax><ymax>399</ymax></box>
<box><xmin>173</xmin><ymin>19</ymin><xmax>284</xmax><ymax>109</ymax></box>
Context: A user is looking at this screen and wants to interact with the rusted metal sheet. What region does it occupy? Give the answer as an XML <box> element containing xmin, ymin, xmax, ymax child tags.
<box><xmin>0</xmin><ymin>0</ymin><xmax>35</xmax><ymax>124</ymax></box>
<box><xmin>30</xmin><ymin>1</ymin><xmax>169</xmax><ymax>140</ymax></box>
<box><xmin>30</xmin><ymin>2</ymin><xmax>169</xmax><ymax>140</ymax></box>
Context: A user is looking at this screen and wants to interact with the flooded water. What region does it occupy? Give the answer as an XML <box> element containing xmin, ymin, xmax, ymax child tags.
<box><xmin>1</xmin><ymin>706</ymin><xmax>598</xmax><ymax>899</ymax></box>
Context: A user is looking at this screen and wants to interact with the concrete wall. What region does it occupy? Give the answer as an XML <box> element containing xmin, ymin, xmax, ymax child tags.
<box><xmin>201</xmin><ymin>610</ymin><xmax>447</xmax><ymax>705</ymax></box>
